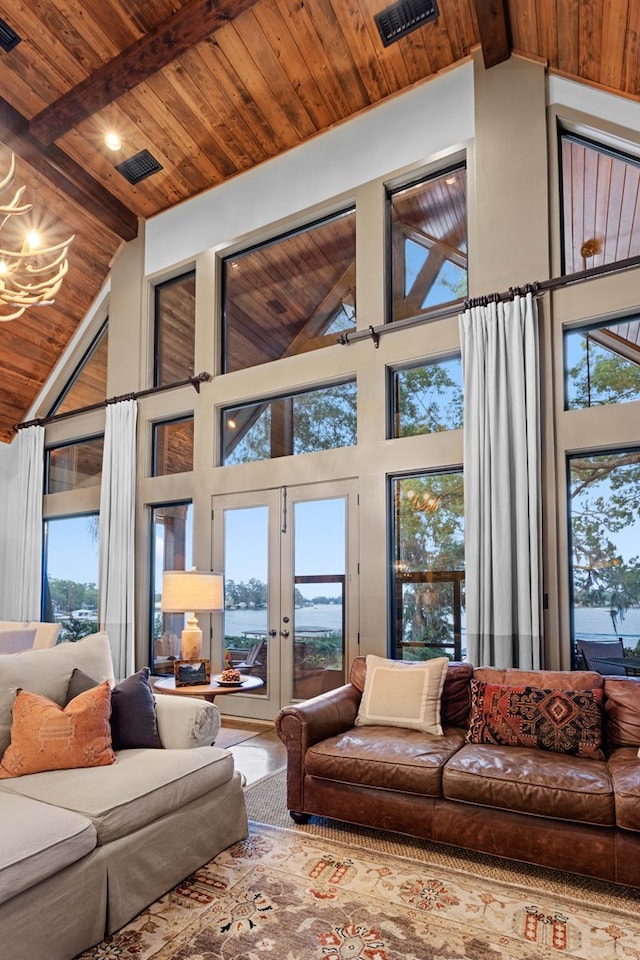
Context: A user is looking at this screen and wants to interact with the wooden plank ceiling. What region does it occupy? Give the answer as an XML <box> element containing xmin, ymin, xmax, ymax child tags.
<box><xmin>0</xmin><ymin>0</ymin><xmax>638</xmax><ymax>443</ymax></box>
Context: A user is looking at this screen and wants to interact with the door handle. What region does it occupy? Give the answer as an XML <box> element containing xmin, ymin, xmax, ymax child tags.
<box><xmin>280</xmin><ymin>630</ymin><xmax>290</xmax><ymax>638</ymax></box>
<box><xmin>268</xmin><ymin>629</ymin><xmax>277</xmax><ymax>637</ymax></box>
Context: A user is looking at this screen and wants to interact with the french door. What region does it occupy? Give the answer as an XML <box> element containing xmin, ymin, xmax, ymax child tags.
<box><xmin>211</xmin><ymin>480</ymin><xmax>358</xmax><ymax>720</ymax></box>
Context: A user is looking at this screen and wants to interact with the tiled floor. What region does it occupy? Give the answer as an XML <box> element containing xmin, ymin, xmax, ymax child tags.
<box><xmin>216</xmin><ymin>718</ymin><xmax>287</xmax><ymax>785</ymax></box>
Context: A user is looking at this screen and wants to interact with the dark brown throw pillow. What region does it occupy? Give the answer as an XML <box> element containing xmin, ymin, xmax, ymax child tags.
<box><xmin>466</xmin><ymin>679</ymin><xmax>605</xmax><ymax>760</ymax></box>
<box><xmin>67</xmin><ymin>666</ymin><xmax>163</xmax><ymax>751</ymax></box>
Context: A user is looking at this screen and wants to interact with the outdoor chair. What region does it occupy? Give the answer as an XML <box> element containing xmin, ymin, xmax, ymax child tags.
<box><xmin>233</xmin><ymin>638</ymin><xmax>265</xmax><ymax>674</ymax></box>
<box><xmin>575</xmin><ymin>637</ymin><xmax>627</xmax><ymax>675</ymax></box>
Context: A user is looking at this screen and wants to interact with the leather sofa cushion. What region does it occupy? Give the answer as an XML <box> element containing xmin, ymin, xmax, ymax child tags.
<box><xmin>0</xmin><ymin>746</ymin><xmax>235</xmax><ymax>844</ymax></box>
<box><xmin>305</xmin><ymin>725</ymin><xmax>467</xmax><ymax>796</ymax></box>
<box><xmin>608</xmin><ymin>747</ymin><xmax>640</xmax><ymax>831</ymax></box>
<box><xmin>443</xmin><ymin>743</ymin><xmax>615</xmax><ymax>826</ymax></box>
<box><xmin>474</xmin><ymin>666</ymin><xmax>603</xmax><ymax>692</ymax></box>
<box><xmin>0</xmin><ymin>791</ymin><xmax>96</xmax><ymax>906</ymax></box>
<box><xmin>604</xmin><ymin>678</ymin><xmax>640</xmax><ymax>747</ymax></box>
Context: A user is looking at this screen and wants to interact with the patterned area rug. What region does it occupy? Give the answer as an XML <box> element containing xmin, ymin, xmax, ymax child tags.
<box><xmin>77</xmin><ymin>822</ymin><xmax>640</xmax><ymax>959</ymax></box>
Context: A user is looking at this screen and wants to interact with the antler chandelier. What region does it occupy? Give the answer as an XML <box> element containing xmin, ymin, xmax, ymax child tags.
<box><xmin>0</xmin><ymin>153</ymin><xmax>74</xmax><ymax>321</ymax></box>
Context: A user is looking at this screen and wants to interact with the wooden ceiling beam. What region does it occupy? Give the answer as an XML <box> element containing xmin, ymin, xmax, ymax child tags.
<box><xmin>0</xmin><ymin>97</ymin><xmax>138</xmax><ymax>241</ymax></box>
<box><xmin>473</xmin><ymin>0</ymin><xmax>512</xmax><ymax>69</ymax></box>
<box><xmin>29</xmin><ymin>0</ymin><xmax>261</xmax><ymax>146</ymax></box>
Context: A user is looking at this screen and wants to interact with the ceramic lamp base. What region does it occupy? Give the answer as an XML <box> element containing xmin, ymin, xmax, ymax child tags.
<box><xmin>181</xmin><ymin>616</ymin><xmax>202</xmax><ymax>660</ymax></box>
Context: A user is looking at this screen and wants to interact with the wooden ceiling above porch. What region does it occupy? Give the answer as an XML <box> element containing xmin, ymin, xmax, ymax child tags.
<box><xmin>0</xmin><ymin>0</ymin><xmax>638</xmax><ymax>442</ymax></box>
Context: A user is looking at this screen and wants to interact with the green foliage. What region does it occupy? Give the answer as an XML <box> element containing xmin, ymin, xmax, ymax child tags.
<box><xmin>570</xmin><ymin>451</ymin><xmax>640</xmax><ymax>629</ymax></box>
<box><xmin>225</xmin><ymin>383</ymin><xmax>356</xmax><ymax>464</ymax></box>
<box><xmin>567</xmin><ymin>336</ymin><xmax>640</xmax><ymax>409</ymax></box>
<box><xmin>58</xmin><ymin>618</ymin><xmax>98</xmax><ymax>642</ymax></box>
<box><xmin>394</xmin><ymin>472</ymin><xmax>464</xmax><ymax>655</ymax></box>
<box><xmin>46</xmin><ymin>578</ymin><xmax>98</xmax><ymax>616</ymax></box>
<box><xmin>396</xmin><ymin>360</ymin><xmax>463</xmax><ymax>436</ymax></box>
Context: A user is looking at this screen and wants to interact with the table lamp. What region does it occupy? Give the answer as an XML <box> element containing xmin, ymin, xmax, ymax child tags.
<box><xmin>161</xmin><ymin>569</ymin><xmax>224</xmax><ymax>660</ymax></box>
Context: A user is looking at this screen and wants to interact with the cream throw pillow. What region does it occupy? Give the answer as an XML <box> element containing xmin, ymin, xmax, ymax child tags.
<box><xmin>355</xmin><ymin>655</ymin><xmax>449</xmax><ymax>735</ymax></box>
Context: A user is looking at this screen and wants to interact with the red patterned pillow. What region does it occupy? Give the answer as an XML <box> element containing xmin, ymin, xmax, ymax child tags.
<box><xmin>466</xmin><ymin>679</ymin><xmax>605</xmax><ymax>760</ymax></box>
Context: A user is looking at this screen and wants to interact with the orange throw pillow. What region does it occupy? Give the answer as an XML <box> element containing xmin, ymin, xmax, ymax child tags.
<box><xmin>0</xmin><ymin>681</ymin><xmax>116</xmax><ymax>778</ymax></box>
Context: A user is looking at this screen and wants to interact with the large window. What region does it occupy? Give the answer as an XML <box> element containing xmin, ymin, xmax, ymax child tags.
<box><xmin>391</xmin><ymin>471</ymin><xmax>464</xmax><ymax>661</ymax></box>
<box><xmin>154</xmin><ymin>271</ymin><xmax>196</xmax><ymax>386</ymax></box>
<box><xmin>560</xmin><ymin>132</ymin><xmax>640</xmax><ymax>276</ymax></box>
<box><xmin>568</xmin><ymin>449</ymin><xmax>640</xmax><ymax>664</ymax></box>
<box><xmin>42</xmin><ymin>515</ymin><xmax>99</xmax><ymax>641</ymax></box>
<box><xmin>222</xmin><ymin>208</ymin><xmax>356</xmax><ymax>373</ymax></box>
<box><xmin>45</xmin><ymin>437</ymin><xmax>104</xmax><ymax>493</ymax></box>
<box><xmin>564</xmin><ymin>315</ymin><xmax>640</xmax><ymax>410</ymax></box>
<box><xmin>389</xmin><ymin>166</ymin><xmax>467</xmax><ymax>324</ymax></box>
<box><xmin>50</xmin><ymin>323</ymin><xmax>108</xmax><ymax>416</ymax></box>
<box><xmin>390</xmin><ymin>356</ymin><xmax>463</xmax><ymax>438</ymax></box>
<box><xmin>222</xmin><ymin>381</ymin><xmax>357</xmax><ymax>465</ymax></box>
<box><xmin>150</xmin><ymin>502</ymin><xmax>193</xmax><ymax>674</ymax></box>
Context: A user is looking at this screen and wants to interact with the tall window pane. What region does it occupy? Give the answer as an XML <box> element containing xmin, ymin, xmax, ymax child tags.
<box><xmin>154</xmin><ymin>271</ymin><xmax>196</xmax><ymax>386</ymax></box>
<box><xmin>391</xmin><ymin>356</ymin><xmax>463</xmax><ymax>437</ymax></box>
<box><xmin>389</xmin><ymin>166</ymin><xmax>467</xmax><ymax>324</ymax></box>
<box><xmin>223</xmin><ymin>209</ymin><xmax>356</xmax><ymax>373</ymax></box>
<box><xmin>564</xmin><ymin>315</ymin><xmax>640</xmax><ymax>410</ymax></box>
<box><xmin>151</xmin><ymin>502</ymin><xmax>193</xmax><ymax>674</ymax></box>
<box><xmin>568</xmin><ymin>449</ymin><xmax>640</xmax><ymax>664</ymax></box>
<box><xmin>391</xmin><ymin>471</ymin><xmax>464</xmax><ymax>661</ymax></box>
<box><xmin>46</xmin><ymin>437</ymin><xmax>103</xmax><ymax>493</ymax></box>
<box><xmin>222</xmin><ymin>381</ymin><xmax>356</xmax><ymax>465</ymax></box>
<box><xmin>42</xmin><ymin>515</ymin><xmax>99</xmax><ymax>641</ymax></box>
<box><xmin>560</xmin><ymin>133</ymin><xmax>640</xmax><ymax>276</ymax></box>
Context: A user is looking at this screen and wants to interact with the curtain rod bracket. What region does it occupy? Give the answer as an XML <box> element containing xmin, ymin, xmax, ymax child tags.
<box><xmin>368</xmin><ymin>325</ymin><xmax>380</xmax><ymax>348</ymax></box>
<box><xmin>190</xmin><ymin>371</ymin><xmax>212</xmax><ymax>393</ymax></box>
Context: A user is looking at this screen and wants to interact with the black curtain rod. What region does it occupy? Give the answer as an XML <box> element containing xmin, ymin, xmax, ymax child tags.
<box><xmin>15</xmin><ymin>371</ymin><xmax>212</xmax><ymax>432</ymax></box>
<box><xmin>337</xmin><ymin>253</ymin><xmax>640</xmax><ymax>348</ymax></box>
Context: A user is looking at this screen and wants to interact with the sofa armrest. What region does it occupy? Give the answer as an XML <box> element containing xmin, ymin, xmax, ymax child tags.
<box><xmin>154</xmin><ymin>694</ymin><xmax>221</xmax><ymax>749</ymax></box>
<box><xmin>275</xmin><ymin>683</ymin><xmax>361</xmax><ymax>811</ymax></box>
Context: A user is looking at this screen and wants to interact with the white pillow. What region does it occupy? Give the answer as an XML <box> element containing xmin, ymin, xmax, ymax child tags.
<box><xmin>355</xmin><ymin>655</ymin><xmax>449</xmax><ymax>735</ymax></box>
<box><xmin>0</xmin><ymin>632</ymin><xmax>114</xmax><ymax>756</ymax></box>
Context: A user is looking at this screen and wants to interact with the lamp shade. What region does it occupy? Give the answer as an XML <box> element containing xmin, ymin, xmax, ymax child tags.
<box><xmin>161</xmin><ymin>570</ymin><xmax>224</xmax><ymax>613</ymax></box>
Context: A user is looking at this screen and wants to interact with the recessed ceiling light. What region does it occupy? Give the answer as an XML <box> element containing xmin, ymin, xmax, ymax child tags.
<box><xmin>105</xmin><ymin>132</ymin><xmax>122</xmax><ymax>151</ymax></box>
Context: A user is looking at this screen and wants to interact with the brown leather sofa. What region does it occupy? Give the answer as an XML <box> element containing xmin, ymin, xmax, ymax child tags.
<box><xmin>275</xmin><ymin>657</ymin><xmax>640</xmax><ymax>886</ymax></box>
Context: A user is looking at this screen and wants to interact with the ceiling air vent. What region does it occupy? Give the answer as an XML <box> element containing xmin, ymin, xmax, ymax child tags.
<box><xmin>116</xmin><ymin>149</ymin><xmax>163</xmax><ymax>185</ymax></box>
<box><xmin>375</xmin><ymin>0</ymin><xmax>439</xmax><ymax>46</ymax></box>
<box><xmin>0</xmin><ymin>18</ymin><xmax>21</xmax><ymax>52</ymax></box>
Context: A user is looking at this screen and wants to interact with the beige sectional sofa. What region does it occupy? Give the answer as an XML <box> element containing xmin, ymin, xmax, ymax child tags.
<box><xmin>0</xmin><ymin>633</ymin><xmax>248</xmax><ymax>960</ymax></box>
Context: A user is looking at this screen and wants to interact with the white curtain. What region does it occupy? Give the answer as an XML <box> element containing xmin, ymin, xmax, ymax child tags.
<box><xmin>459</xmin><ymin>293</ymin><xmax>542</xmax><ymax>669</ymax></box>
<box><xmin>0</xmin><ymin>425</ymin><xmax>45</xmax><ymax>620</ymax></box>
<box><xmin>99</xmin><ymin>399</ymin><xmax>137</xmax><ymax>679</ymax></box>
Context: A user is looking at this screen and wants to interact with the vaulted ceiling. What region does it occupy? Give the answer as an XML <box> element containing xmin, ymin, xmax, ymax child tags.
<box><xmin>0</xmin><ymin>0</ymin><xmax>638</xmax><ymax>443</ymax></box>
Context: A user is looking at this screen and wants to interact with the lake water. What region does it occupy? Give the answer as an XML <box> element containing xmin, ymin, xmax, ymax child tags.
<box><xmin>226</xmin><ymin>604</ymin><xmax>640</xmax><ymax>647</ymax></box>
<box><xmin>225</xmin><ymin>605</ymin><xmax>343</xmax><ymax>638</ymax></box>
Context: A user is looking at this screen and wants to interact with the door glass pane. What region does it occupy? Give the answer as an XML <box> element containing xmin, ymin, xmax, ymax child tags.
<box><xmin>568</xmin><ymin>449</ymin><xmax>640</xmax><ymax>665</ymax></box>
<box><xmin>292</xmin><ymin>498</ymin><xmax>346</xmax><ymax>700</ymax></box>
<box><xmin>151</xmin><ymin>502</ymin><xmax>193</xmax><ymax>674</ymax></box>
<box><xmin>392</xmin><ymin>471</ymin><xmax>465</xmax><ymax>660</ymax></box>
<box><xmin>223</xmin><ymin>506</ymin><xmax>268</xmax><ymax>694</ymax></box>
<box><xmin>42</xmin><ymin>515</ymin><xmax>99</xmax><ymax>641</ymax></box>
